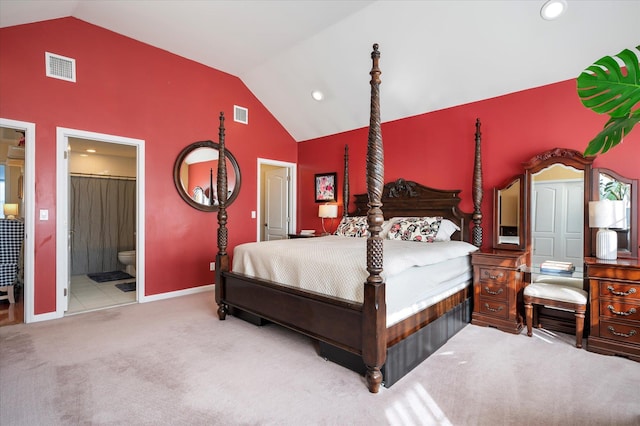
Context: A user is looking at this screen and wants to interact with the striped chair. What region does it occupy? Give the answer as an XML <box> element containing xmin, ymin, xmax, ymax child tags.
<box><xmin>0</xmin><ymin>219</ymin><xmax>25</xmax><ymax>304</ymax></box>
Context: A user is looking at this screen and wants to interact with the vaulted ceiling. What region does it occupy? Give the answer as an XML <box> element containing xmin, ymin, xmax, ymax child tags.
<box><xmin>1</xmin><ymin>0</ymin><xmax>639</xmax><ymax>142</ymax></box>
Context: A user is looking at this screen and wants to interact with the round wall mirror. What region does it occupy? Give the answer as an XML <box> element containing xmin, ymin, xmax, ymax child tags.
<box><xmin>173</xmin><ymin>140</ymin><xmax>241</xmax><ymax>212</ymax></box>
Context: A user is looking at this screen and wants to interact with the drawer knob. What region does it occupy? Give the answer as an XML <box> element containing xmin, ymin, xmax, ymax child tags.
<box><xmin>484</xmin><ymin>287</ymin><xmax>504</xmax><ymax>295</ymax></box>
<box><xmin>487</xmin><ymin>273</ymin><xmax>504</xmax><ymax>280</ymax></box>
<box><xmin>607</xmin><ymin>326</ymin><xmax>637</xmax><ymax>339</ymax></box>
<box><xmin>607</xmin><ymin>305</ymin><xmax>637</xmax><ymax>317</ymax></box>
<box><xmin>484</xmin><ymin>303</ymin><xmax>504</xmax><ymax>313</ymax></box>
<box><xmin>606</xmin><ymin>286</ymin><xmax>637</xmax><ymax>297</ymax></box>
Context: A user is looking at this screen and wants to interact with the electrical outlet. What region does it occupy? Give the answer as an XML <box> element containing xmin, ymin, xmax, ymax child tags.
<box><xmin>210</xmin><ymin>262</ymin><xmax>216</xmax><ymax>271</ymax></box>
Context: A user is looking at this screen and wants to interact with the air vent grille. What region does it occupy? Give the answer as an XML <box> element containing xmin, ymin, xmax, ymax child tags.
<box><xmin>234</xmin><ymin>105</ymin><xmax>248</xmax><ymax>124</ymax></box>
<box><xmin>45</xmin><ymin>52</ymin><xmax>76</xmax><ymax>82</ymax></box>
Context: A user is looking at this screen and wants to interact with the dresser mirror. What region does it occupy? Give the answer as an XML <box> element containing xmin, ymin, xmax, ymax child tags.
<box><xmin>173</xmin><ymin>140</ymin><xmax>241</xmax><ymax>212</ymax></box>
<box><xmin>493</xmin><ymin>174</ymin><xmax>525</xmax><ymax>250</ymax></box>
<box><xmin>591</xmin><ymin>168</ymin><xmax>638</xmax><ymax>259</ymax></box>
<box><xmin>523</xmin><ymin>148</ymin><xmax>593</xmax><ymax>272</ymax></box>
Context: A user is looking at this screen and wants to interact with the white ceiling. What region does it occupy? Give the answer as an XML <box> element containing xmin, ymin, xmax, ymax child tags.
<box><xmin>1</xmin><ymin>0</ymin><xmax>639</xmax><ymax>142</ymax></box>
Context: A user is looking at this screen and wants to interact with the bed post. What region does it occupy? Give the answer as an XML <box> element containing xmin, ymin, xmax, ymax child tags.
<box><xmin>363</xmin><ymin>43</ymin><xmax>386</xmax><ymax>393</ymax></box>
<box><xmin>343</xmin><ymin>144</ymin><xmax>349</xmax><ymax>217</ymax></box>
<box><xmin>215</xmin><ymin>112</ymin><xmax>229</xmax><ymax>320</ymax></box>
<box><xmin>472</xmin><ymin>118</ymin><xmax>483</xmax><ymax>248</ymax></box>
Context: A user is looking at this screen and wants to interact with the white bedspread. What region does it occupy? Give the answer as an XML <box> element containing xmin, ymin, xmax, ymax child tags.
<box><xmin>232</xmin><ymin>236</ymin><xmax>478</xmax><ymax>306</ymax></box>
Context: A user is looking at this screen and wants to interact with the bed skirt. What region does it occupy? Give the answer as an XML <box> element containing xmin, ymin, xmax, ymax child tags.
<box><xmin>318</xmin><ymin>297</ymin><xmax>471</xmax><ymax>388</ymax></box>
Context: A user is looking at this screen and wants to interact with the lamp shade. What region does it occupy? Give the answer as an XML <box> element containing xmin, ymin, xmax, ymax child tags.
<box><xmin>318</xmin><ymin>204</ymin><xmax>338</xmax><ymax>218</ymax></box>
<box><xmin>589</xmin><ymin>200</ymin><xmax>625</xmax><ymax>228</ymax></box>
<box><xmin>3</xmin><ymin>203</ymin><xmax>18</xmax><ymax>219</ymax></box>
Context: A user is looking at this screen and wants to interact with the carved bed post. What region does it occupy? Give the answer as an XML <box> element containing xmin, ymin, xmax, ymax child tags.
<box><xmin>343</xmin><ymin>144</ymin><xmax>349</xmax><ymax>217</ymax></box>
<box><xmin>215</xmin><ymin>112</ymin><xmax>229</xmax><ymax>320</ymax></box>
<box><xmin>472</xmin><ymin>118</ymin><xmax>483</xmax><ymax>248</ymax></box>
<box><xmin>363</xmin><ymin>43</ymin><xmax>386</xmax><ymax>393</ymax></box>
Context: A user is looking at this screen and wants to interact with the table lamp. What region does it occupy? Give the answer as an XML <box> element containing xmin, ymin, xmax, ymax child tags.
<box><xmin>318</xmin><ymin>204</ymin><xmax>338</xmax><ymax>235</ymax></box>
<box><xmin>589</xmin><ymin>200</ymin><xmax>625</xmax><ymax>260</ymax></box>
<box><xmin>3</xmin><ymin>203</ymin><xmax>18</xmax><ymax>219</ymax></box>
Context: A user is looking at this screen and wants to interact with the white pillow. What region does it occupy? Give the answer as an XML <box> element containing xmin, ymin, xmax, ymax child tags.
<box><xmin>435</xmin><ymin>219</ymin><xmax>460</xmax><ymax>241</ymax></box>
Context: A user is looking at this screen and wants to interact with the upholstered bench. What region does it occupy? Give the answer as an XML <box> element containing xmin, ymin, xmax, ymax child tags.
<box><xmin>523</xmin><ymin>276</ymin><xmax>587</xmax><ymax>348</ymax></box>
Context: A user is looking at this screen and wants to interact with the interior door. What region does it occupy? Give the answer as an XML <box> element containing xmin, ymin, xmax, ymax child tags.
<box><xmin>531</xmin><ymin>180</ymin><xmax>583</xmax><ymax>269</ymax></box>
<box><xmin>264</xmin><ymin>167</ymin><xmax>289</xmax><ymax>240</ymax></box>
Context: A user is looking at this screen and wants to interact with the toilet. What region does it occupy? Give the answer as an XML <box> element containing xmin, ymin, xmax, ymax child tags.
<box><xmin>117</xmin><ymin>250</ymin><xmax>136</xmax><ymax>277</ymax></box>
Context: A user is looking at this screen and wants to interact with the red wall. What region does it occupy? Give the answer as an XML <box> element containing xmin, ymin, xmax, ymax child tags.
<box><xmin>298</xmin><ymin>79</ymin><xmax>640</xmax><ymax>249</ymax></box>
<box><xmin>0</xmin><ymin>18</ymin><xmax>297</xmax><ymax>315</ymax></box>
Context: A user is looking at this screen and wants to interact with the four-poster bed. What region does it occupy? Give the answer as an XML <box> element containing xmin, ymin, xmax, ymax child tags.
<box><xmin>214</xmin><ymin>44</ymin><xmax>483</xmax><ymax>393</ymax></box>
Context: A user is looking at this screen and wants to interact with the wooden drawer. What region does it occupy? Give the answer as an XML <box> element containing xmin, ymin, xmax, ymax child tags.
<box><xmin>479</xmin><ymin>281</ymin><xmax>508</xmax><ymax>300</ymax></box>
<box><xmin>477</xmin><ymin>299</ymin><xmax>509</xmax><ymax>319</ymax></box>
<box><xmin>599</xmin><ymin>320</ymin><xmax>640</xmax><ymax>345</ymax></box>
<box><xmin>599</xmin><ymin>281</ymin><xmax>640</xmax><ymax>301</ymax></box>
<box><xmin>479</xmin><ymin>267</ymin><xmax>508</xmax><ymax>284</ymax></box>
<box><xmin>600</xmin><ymin>300</ymin><xmax>640</xmax><ymax>323</ymax></box>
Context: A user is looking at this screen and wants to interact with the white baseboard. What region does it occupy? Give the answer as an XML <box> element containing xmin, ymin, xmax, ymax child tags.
<box><xmin>140</xmin><ymin>284</ymin><xmax>214</xmax><ymax>303</ymax></box>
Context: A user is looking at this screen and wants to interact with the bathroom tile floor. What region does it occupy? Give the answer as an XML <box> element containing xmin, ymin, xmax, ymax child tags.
<box><xmin>67</xmin><ymin>274</ymin><xmax>136</xmax><ymax>315</ymax></box>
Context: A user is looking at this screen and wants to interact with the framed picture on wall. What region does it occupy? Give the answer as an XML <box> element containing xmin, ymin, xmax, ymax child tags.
<box><xmin>315</xmin><ymin>172</ymin><xmax>337</xmax><ymax>202</ymax></box>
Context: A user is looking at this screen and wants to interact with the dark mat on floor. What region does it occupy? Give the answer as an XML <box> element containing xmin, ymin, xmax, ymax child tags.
<box><xmin>87</xmin><ymin>271</ymin><xmax>133</xmax><ymax>283</ymax></box>
<box><xmin>116</xmin><ymin>282</ymin><xmax>136</xmax><ymax>293</ymax></box>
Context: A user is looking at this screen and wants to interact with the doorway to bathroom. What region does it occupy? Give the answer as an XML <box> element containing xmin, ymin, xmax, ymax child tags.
<box><xmin>56</xmin><ymin>128</ymin><xmax>145</xmax><ymax>316</ymax></box>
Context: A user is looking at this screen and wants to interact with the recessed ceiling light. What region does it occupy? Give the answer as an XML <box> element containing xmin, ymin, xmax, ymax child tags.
<box><xmin>541</xmin><ymin>0</ymin><xmax>567</xmax><ymax>20</ymax></box>
<box><xmin>311</xmin><ymin>90</ymin><xmax>324</xmax><ymax>101</ymax></box>
<box><xmin>86</xmin><ymin>149</ymin><xmax>96</xmax><ymax>153</ymax></box>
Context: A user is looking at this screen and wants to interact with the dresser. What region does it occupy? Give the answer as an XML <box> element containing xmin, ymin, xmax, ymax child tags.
<box><xmin>471</xmin><ymin>250</ymin><xmax>527</xmax><ymax>334</ymax></box>
<box><xmin>585</xmin><ymin>257</ymin><xmax>640</xmax><ymax>362</ymax></box>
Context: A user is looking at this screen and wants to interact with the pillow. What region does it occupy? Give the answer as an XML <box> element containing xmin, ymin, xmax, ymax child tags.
<box><xmin>334</xmin><ymin>216</ymin><xmax>368</xmax><ymax>237</ymax></box>
<box><xmin>379</xmin><ymin>219</ymin><xmax>393</xmax><ymax>239</ymax></box>
<box><xmin>435</xmin><ymin>219</ymin><xmax>460</xmax><ymax>241</ymax></box>
<box><xmin>386</xmin><ymin>217</ymin><xmax>442</xmax><ymax>242</ymax></box>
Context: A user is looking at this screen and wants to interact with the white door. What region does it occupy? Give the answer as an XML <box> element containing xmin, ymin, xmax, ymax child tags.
<box><xmin>265</xmin><ymin>167</ymin><xmax>289</xmax><ymax>240</ymax></box>
<box><xmin>531</xmin><ymin>180</ymin><xmax>583</xmax><ymax>269</ymax></box>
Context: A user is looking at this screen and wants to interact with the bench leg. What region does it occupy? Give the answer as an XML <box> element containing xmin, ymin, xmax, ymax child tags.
<box><xmin>575</xmin><ymin>309</ymin><xmax>586</xmax><ymax>349</ymax></box>
<box><xmin>525</xmin><ymin>302</ymin><xmax>533</xmax><ymax>337</ymax></box>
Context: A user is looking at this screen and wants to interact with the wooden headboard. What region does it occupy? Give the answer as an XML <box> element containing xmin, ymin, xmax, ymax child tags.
<box><xmin>351</xmin><ymin>178</ymin><xmax>473</xmax><ymax>242</ymax></box>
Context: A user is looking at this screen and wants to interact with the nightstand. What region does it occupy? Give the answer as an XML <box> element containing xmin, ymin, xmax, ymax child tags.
<box><xmin>471</xmin><ymin>250</ymin><xmax>527</xmax><ymax>334</ymax></box>
<box><xmin>585</xmin><ymin>257</ymin><xmax>640</xmax><ymax>362</ymax></box>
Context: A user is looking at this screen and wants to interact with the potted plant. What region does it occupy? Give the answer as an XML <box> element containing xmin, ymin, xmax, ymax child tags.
<box><xmin>577</xmin><ymin>45</ymin><xmax>640</xmax><ymax>156</ymax></box>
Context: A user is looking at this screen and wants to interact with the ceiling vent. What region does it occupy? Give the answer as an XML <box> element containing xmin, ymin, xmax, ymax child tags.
<box><xmin>45</xmin><ymin>52</ymin><xmax>76</xmax><ymax>82</ymax></box>
<box><xmin>234</xmin><ymin>105</ymin><xmax>248</xmax><ymax>125</ymax></box>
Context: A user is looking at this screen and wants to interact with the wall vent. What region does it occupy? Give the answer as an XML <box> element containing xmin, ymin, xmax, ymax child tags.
<box><xmin>234</xmin><ymin>105</ymin><xmax>248</xmax><ymax>124</ymax></box>
<box><xmin>45</xmin><ymin>52</ymin><xmax>76</xmax><ymax>82</ymax></box>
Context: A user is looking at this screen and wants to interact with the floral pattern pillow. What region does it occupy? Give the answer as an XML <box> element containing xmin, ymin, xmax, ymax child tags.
<box><xmin>334</xmin><ymin>216</ymin><xmax>368</xmax><ymax>237</ymax></box>
<box><xmin>386</xmin><ymin>217</ymin><xmax>442</xmax><ymax>242</ymax></box>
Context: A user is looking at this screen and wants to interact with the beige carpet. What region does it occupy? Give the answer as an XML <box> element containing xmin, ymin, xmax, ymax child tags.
<box><xmin>1</xmin><ymin>292</ymin><xmax>638</xmax><ymax>426</ymax></box>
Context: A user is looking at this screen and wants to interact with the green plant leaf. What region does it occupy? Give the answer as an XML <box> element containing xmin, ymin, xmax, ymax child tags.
<box><xmin>577</xmin><ymin>46</ymin><xmax>640</xmax><ymax>118</ymax></box>
<box><xmin>578</xmin><ymin>46</ymin><xmax>640</xmax><ymax>156</ymax></box>
<box><xmin>583</xmin><ymin>111</ymin><xmax>640</xmax><ymax>156</ymax></box>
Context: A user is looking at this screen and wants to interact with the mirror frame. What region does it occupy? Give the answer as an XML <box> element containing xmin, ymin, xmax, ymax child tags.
<box><xmin>173</xmin><ymin>140</ymin><xmax>241</xmax><ymax>212</ymax></box>
<box><xmin>493</xmin><ymin>174</ymin><xmax>526</xmax><ymax>250</ymax></box>
<box><xmin>523</xmin><ymin>148</ymin><xmax>594</xmax><ymax>265</ymax></box>
<box><xmin>591</xmin><ymin>168</ymin><xmax>638</xmax><ymax>259</ymax></box>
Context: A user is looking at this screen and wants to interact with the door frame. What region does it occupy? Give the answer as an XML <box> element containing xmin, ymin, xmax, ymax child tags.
<box><xmin>56</xmin><ymin>127</ymin><xmax>146</xmax><ymax>317</ymax></box>
<box><xmin>0</xmin><ymin>118</ymin><xmax>35</xmax><ymax>323</ymax></box>
<box><xmin>257</xmin><ymin>158</ymin><xmax>296</xmax><ymax>242</ymax></box>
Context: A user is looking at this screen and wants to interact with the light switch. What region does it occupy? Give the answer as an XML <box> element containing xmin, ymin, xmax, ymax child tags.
<box><xmin>251</xmin><ymin>211</ymin><xmax>256</xmax><ymax>219</ymax></box>
<box><xmin>39</xmin><ymin>209</ymin><xmax>49</xmax><ymax>221</ymax></box>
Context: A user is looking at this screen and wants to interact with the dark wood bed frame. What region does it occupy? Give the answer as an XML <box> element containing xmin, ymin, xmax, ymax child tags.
<box><xmin>214</xmin><ymin>44</ymin><xmax>483</xmax><ymax>393</ymax></box>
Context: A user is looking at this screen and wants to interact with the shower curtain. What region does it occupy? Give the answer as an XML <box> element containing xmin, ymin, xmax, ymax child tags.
<box><xmin>70</xmin><ymin>176</ymin><xmax>136</xmax><ymax>275</ymax></box>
